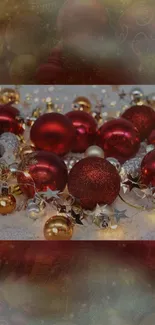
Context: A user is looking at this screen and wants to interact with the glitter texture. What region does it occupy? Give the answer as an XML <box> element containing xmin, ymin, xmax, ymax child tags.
<box><xmin>0</xmin><ymin>132</ymin><xmax>19</xmax><ymax>154</ymax></box>
<box><xmin>68</xmin><ymin>157</ymin><xmax>120</xmax><ymax>209</ymax></box>
<box><xmin>122</xmin><ymin>105</ymin><xmax>155</xmax><ymax>140</ymax></box>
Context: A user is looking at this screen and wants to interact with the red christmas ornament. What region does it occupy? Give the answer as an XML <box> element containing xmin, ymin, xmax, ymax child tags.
<box><xmin>68</xmin><ymin>156</ymin><xmax>120</xmax><ymax>209</ymax></box>
<box><xmin>122</xmin><ymin>105</ymin><xmax>155</xmax><ymax>140</ymax></box>
<box><xmin>65</xmin><ymin>110</ymin><xmax>97</xmax><ymax>153</ymax></box>
<box><xmin>30</xmin><ymin>112</ymin><xmax>76</xmax><ymax>156</ymax></box>
<box><xmin>141</xmin><ymin>149</ymin><xmax>155</xmax><ymax>187</ymax></box>
<box><xmin>17</xmin><ymin>151</ymin><xmax>68</xmax><ymax>198</ymax></box>
<box><xmin>96</xmin><ymin>118</ymin><xmax>140</xmax><ymax>163</ymax></box>
<box><xmin>0</xmin><ymin>104</ymin><xmax>24</xmax><ymax>135</ymax></box>
<box><xmin>148</xmin><ymin>129</ymin><xmax>155</xmax><ymax>145</ymax></box>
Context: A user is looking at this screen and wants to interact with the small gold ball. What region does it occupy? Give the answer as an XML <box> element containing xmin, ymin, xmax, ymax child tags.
<box><xmin>44</xmin><ymin>214</ymin><xmax>74</xmax><ymax>240</ymax></box>
<box><xmin>72</xmin><ymin>96</ymin><xmax>91</xmax><ymax>113</ymax></box>
<box><xmin>0</xmin><ymin>194</ymin><xmax>16</xmax><ymax>215</ymax></box>
<box><xmin>0</xmin><ymin>88</ymin><xmax>20</xmax><ymax>104</ymax></box>
<box><xmin>85</xmin><ymin>145</ymin><xmax>104</xmax><ymax>158</ymax></box>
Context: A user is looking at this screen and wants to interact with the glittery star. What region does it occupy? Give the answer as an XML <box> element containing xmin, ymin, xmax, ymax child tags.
<box><xmin>38</xmin><ymin>188</ymin><xmax>60</xmax><ymax>200</ymax></box>
<box><xmin>123</xmin><ymin>175</ymin><xmax>140</xmax><ymax>191</ymax></box>
<box><xmin>119</xmin><ymin>90</ymin><xmax>126</xmax><ymax>100</ymax></box>
<box><xmin>71</xmin><ymin>209</ymin><xmax>84</xmax><ymax>225</ymax></box>
<box><xmin>114</xmin><ymin>209</ymin><xmax>128</xmax><ymax>223</ymax></box>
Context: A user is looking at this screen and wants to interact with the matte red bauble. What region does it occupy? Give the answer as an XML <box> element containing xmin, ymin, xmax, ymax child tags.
<box><xmin>68</xmin><ymin>156</ymin><xmax>120</xmax><ymax>209</ymax></box>
<box><xmin>0</xmin><ymin>104</ymin><xmax>23</xmax><ymax>135</ymax></box>
<box><xmin>148</xmin><ymin>130</ymin><xmax>155</xmax><ymax>145</ymax></box>
<box><xmin>66</xmin><ymin>110</ymin><xmax>97</xmax><ymax>152</ymax></box>
<box><xmin>30</xmin><ymin>112</ymin><xmax>76</xmax><ymax>156</ymax></box>
<box><xmin>96</xmin><ymin>118</ymin><xmax>140</xmax><ymax>163</ymax></box>
<box><xmin>17</xmin><ymin>151</ymin><xmax>68</xmax><ymax>198</ymax></box>
<box><xmin>122</xmin><ymin>105</ymin><xmax>155</xmax><ymax>140</ymax></box>
<box><xmin>141</xmin><ymin>150</ymin><xmax>155</xmax><ymax>187</ymax></box>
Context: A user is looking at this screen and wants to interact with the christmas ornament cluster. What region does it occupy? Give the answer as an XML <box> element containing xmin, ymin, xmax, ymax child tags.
<box><xmin>1</xmin><ymin>87</ymin><xmax>155</xmax><ymax>240</ymax></box>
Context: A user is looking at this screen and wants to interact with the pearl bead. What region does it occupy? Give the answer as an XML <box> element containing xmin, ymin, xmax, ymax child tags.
<box><xmin>85</xmin><ymin>145</ymin><xmax>104</xmax><ymax>158</ymax></box>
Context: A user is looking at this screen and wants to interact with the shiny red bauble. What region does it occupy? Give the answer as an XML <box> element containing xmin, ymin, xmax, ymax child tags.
<box><xmin>122</xmin><ymin>105</ymin><xmax>155</xmax><ymax>140</ymax></box>
<box><xmin>148</xmin><ymin>129</ymin><xmax>155</xmax><ymax>145</ymax></box>
<box><xmin>66</xmin><ymin>110</ymin><xmax>97</xmax><ymax>152</ymax></box>
<box><xmin>68</xmin><ymin>156</ymin><xmax>120</xmax><ymax>209</ymax></box>
<box><xmin>0</xmin><ymin>104</ymin><xmax>24</xmax><ymax>135</ymax></box>
<box><xmin>140</xmin><ymin>149</ymin><xmax>155</xmax><ymax>187</ymax></box>
<box><xmin>30</xmin><ymin>112</ymin><xmax>76</xmax><ymax>156</ymax></box>
<box><xmin>17</xmin><ymin>151</ymin><xmax>68</xmax><ymax>198</ymax></box>
<box><xmin>96</xmin><ymin>118</ymin><xmax>140</xmax><ymax>163</ymax></box>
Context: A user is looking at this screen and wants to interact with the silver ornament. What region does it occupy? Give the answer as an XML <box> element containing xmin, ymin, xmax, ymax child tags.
<box><xmin>106</xmin><ymin>157</ymin><xmax>121</xmax><ymax>173</ymax></box>
<box><xmin>0</xmin><ymin>132</ymin><xmax>20</xmax><ymax>155</ymax></box>
<box><xmin>26</xmin><ymin>197</ymin><xmax>46</xmax><ymax>220</ymax></box>
<box><xmin>64</xmin><ymin>155</ymin><xmax>81</xmax><ymax>171</ymax></box>
<box><xmin>130</xmin><ymin>88</ymin><xmax>145</xmax><ymax>105</ymax></box>
<box><xmin>120</xmin><ymin>157</ymin><xmax>142</xmax><ymax>181</ymax></box>
<box><xmin>84</xmin><ymin>145</ymin><xmax>104</xmax><ymax>158</ymax></box>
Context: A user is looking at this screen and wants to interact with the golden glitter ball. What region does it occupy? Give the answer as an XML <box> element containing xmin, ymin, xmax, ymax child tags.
<box><xmin>0</xmin><ymin>193</ymin><xmax>16</xmax><ymax>215</ymax></box>
<box><xmin>72</xmin><ymin>96</ymin><xmax>91</xmax><ymax>113</ymax></box>
<box><xmin>19</xmin><ymin>145</ymin><xmax>36</xmax><ymax>160</ymax></box>
<box><xmin>85</xmin><ymin>145</ymin><xmax>104</xmax><ymax>158</ymax></box>
<box><xmin>44</xmin><ymin>214</ymin><xmax>74</xmax><ymax>240</ymax></box>
<box><xmin>0</xmin><ymin>88</ymin><xmax>20</xmax><ymax>104</ymax></box>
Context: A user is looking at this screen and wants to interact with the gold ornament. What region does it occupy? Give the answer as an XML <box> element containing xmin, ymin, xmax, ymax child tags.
<box><xmin>19</xmin><ymin>145</ymin><xmax>36</xmax><ymax>160</ymax></box>
<box><xmin>26</xmin><ymin>107</ymin><xmax>42</xmax><ymax>126</ymax></box>
<box><xmin>146</xmin><ymin>92</ymin><xmax>155</xmax><ymax>109</ymax></box>
<box><xmin>84</xmin><ymin>145</ymin><xmax>104</xmax><ymax>158</ymax></box>
<box><xmin>32</xmin><ymin>107</ymin><xmax>42</xmax><ymax>118</ymax></box>
<box><xmin>72</xmin><ymin>96</ymin><xmax>91</xmax><ymax>113</ymax></box>
<box><xmin>0</xmin><ymin>185</ymin><xmax>16</xmax><ymax>215</ymax></box>
<box><xmin>11</xmin><ymin>184</ymin><xmax>23</xmax><ymax>196</ymax></box>
<box><xmin>43</xmin><ymin>214</ymin><xmax>74</xmax><ymax>240</ymax></box>
<box><xmin>16</xmin><ymin>135</ymin><xmax>26</xmax><ymax>145</ymax></box>
<box><xmin>91</xmin><ymin>111</ymin><xmax>103</xmax><ymax>125</ymax></box>
<box><xmin>45</xmin><ymin>98</ymin><xmax>55</xmax><ymax>113</ymax></box>
<box><xmin>0</xmin><ymin>162</ymin><xmax>10</xmax><ymax>181</ymax></box>
<box><xmin>130</xmin><ymin>88</ymin><xmax>144</xmax><ymax>105</ymax></box>
<box><xmin>0</xmin><ymin>88</ymin><xmax>20</xmax><ymax>104</ymax></box>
